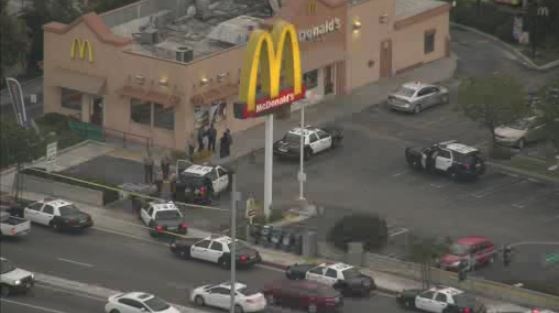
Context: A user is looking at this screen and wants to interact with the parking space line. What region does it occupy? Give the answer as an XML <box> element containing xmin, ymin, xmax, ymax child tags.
<box><xmin>392</xmin><ymin>170</ymin><xmax>408</xmax><ymax>177</ymax></box>
<box><xmin>57</xmin><ymin>258</ymin><xmax>94</xmax><ymax>268</ymax></box>
<box><xmin>471</xmin><ymin>178</ymin><xmax>525</xmax><ymax>198</ymax></box>
<box><xmin>0</xmin><ymin>298</ymin><xmax>72</xmax><ymax>313</ymax></box>
<box><xmin>389</xmin><ymin>228</ymin><xmax>409</xmax><ymax>237</ymax></box>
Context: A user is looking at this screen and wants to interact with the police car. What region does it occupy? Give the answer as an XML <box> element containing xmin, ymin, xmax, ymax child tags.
<box><xmin>405</xmin><ymin>140</ymin><xmax>486</xmax><ymax>180</ymax></box>
<box><xmin>397</xmin><ymin>286</ymin><xmax>486</xmax><ymax>313</ymax></box>
<box><xmin>23</xmin><ymin>198</ymin><xmax>93</xmax><ymax>231</ymax></box>
<box><xmin>273</xmin><ymin>126</ymin><xmax>343</xmax><ymax>160</ymax></box>
<box><xmin>139</xmin><ymin>201</ymin><xmax>187</xmax><ymax>236</ymax></box>
<box><xmin>285</xmin><ymin>262</ymin><xmax>375</xmax><ymax>296</ymax></box>
<box><xmin>174</xmin><ymin>164</ymin><xmax>230</xmax><ymax>203</ymax></box>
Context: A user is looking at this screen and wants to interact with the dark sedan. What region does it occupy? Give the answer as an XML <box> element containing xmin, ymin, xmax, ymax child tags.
<box><xmin>54</xmin><ymin>205</ymin><xmax>93</xmax><ymax>230</ymax></box>
<box><xmin>263</xmin><ymin>279</ymin><xmax>343</xmax><ymax>313</ymax></box>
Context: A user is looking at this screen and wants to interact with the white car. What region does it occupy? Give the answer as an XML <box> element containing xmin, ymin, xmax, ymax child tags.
<box><xmin>105</xmin><ymin>292</ymin><xmax>180</xmax><ymax>313</ymax></box>
<box><xmin>180</xmin><ymin>164</ymin><xmax>230</xmax><ymax>195</ymax></box>
<box><xmin>190</xmin><ymin>282</ymin><xmax>266</xmax><ymax>313</ymax></box>
<box><xmin>273</xmin><ymin>126</ymin><xmax>343</xmax><ymax>160</ymax></box>
<box><xmin>494</xmin><ymin>116</ymin><xmax>546</xmax><ymax>149</ymax></box>
<box><xmin>388</xmin><ymin>81</ymin><xmax>449</xmax><ymax>114</ymax></box>
<box><xmin>23</xmin><ymin>198</ymin><xmax>93</xmax><ymax>231</ymax></box>
<box><xmin>0</xmin><ymin>257</ymin><xmax>34</xmax><ymax>296</ymax></box>
<box><xmin>139</xmin><ymin>201</ymin><xmax>187</xmax><ymax>236</ymax></box>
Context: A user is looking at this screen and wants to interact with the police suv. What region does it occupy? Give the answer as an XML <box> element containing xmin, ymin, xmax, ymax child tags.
<box><xmin>273</xmin><ymin>126</ymin><xmax>343</xmax><ymax>160</ymax></box>
<box><xmin>139</xmin><ymin>201</ymin><xmax>187</xmax><ymax>236</ymax></box>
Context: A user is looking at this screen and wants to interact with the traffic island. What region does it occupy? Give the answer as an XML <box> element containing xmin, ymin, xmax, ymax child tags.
<box><xmin>488</xmin><ymin>155</ymin><xmax>559</xmax><ymax>185</ymax></box>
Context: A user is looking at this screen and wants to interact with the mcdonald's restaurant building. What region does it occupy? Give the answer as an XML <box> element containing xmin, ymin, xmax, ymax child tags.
<box><xmin>43</xmin><ymin>0</ymin><xmax>450</xmax><ymax>150</ymax></box>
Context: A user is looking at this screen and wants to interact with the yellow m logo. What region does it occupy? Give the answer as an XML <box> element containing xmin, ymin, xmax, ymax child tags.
<box><xmin>70</xmin><ymin>38</ymin><xmax>94</xmax><ymax>63</ymax></box>
<box><xmin>238</xmin><ymin>20</ymin><xmax>303</xmax><ymax>116</ymax></box>
<box><xmin>307</xmin><ymin>0</ymin><xmax>317</xmax><ymax>14</ymax></box>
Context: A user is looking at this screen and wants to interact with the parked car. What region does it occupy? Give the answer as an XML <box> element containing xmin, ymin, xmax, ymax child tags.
<box><xmin>0</xmin><ymin>210</ymin><xmax>30</xmax><ymax>238</ymax></box>
<box><xmin>437</xmin><ymin>236</ymin><xmax>496</xmax><ymax>271</ymax></box>
<box><xmin>104</xmin><ymin>292</ymin><xmax>180</xmax><ymax>313</ymax></box>
<box><xmin>0</xmin><ymin>257</ymin><xmax>34</xmax><ymax>296</ymax></box>
<box><xmin>23</xmin><ymin>198</ymin><xmax>93</xmax><ymax>231</ymax></box>
<box><xmin>139</xmin><ymin>201</ymin><xmax>187</xmax><ymax>237</ymax></box>
<box><xmin>494</xmin><ymin>116</ymin><xmax>546</xmax><ymax>149</ymax></box>
<box><xmin>190</xmin><ymin>282</ymin><xmax>266</xmax><ymax>313</ymax></box>
<box><xmin>170</xmin><ymin>235</ymin><xmax>261</xmax><ymax>268</ymax></box>
<box><xmin>286</xmin><ymin>262</ymin><xmax>375</xmax><ymax>296</ymax></box>
<box><xmin>262</xmin><ymin>279</ymin><xmax>343</xmax><ymax>313</ymax></box>
<box><xmin>273</xmin><ymin>126</ymin><xmax>343</xmax><ymax>160</ymax></box>
<box><xmin>405</xmin><ymin>140</ymin><xmax>485</xmax><ymax>180</ymax></box>
<box><xmin>397</xmin><ymin>286</ymin><xmax>486</xmax><ymax>313</ymax></box>
<box><xmin>174</xmin><ymin>164</ymin><xmax>230</xmax><ymax>204</ymax></box>
<box><xmin>388</xmin><ymin>82</ymin><xmax>449</xmax><ymax>114</ymax></box>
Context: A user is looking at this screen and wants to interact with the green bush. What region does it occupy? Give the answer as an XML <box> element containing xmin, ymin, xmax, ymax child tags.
<box><xmin>407</xmin><ymin>236</ymin><xmax>451</xmax><ymax>263</ymax></box>
<box><xmin>328</xmin><ymin>213</ymin><xmax>388</xmax><ymax>252</ymax></box>
<box><xmin>452</xmin><ymin>2</ymin><xmax>514</xmax><ymax>43</ymax></box>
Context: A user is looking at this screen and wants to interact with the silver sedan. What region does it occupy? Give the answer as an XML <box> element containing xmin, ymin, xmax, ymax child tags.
<box><xmin>388</xmin><ymin>82</ymin><xmax>449</xmax><ymax>114</ymax></box>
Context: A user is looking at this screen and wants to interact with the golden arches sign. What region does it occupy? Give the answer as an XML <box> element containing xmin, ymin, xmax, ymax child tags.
<box><xmin>70</xmin><ymin>38</ymin><xmax>94</xmax><ymax>63</ymax></box>
<box><xmin>235</xmin><ymin>19</ymin><xmax>305</xmax><ymax>119</ymax></box>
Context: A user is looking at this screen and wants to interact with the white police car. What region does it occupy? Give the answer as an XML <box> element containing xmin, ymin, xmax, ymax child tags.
<box><xmin>273</xmin><ymin>126</ymin><xmax>343</xmax><ymax>160</ymax></box>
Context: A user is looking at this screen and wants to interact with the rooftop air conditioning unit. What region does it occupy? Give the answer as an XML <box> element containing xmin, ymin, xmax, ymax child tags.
<box><xmin>175</xmin><ymin>46</ymin><xmax>193</xmax><ymax>63</ymax></box>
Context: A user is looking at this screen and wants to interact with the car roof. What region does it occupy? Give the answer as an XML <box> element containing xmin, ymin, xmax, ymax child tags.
<box><xmin>43</xmin><ymin>198</ymin><xmax>73</xmax><ymax>208</ymax></box>
<box><xmin>288</xmin><ymin>127</ymin><xmax>319</xmax><ymax>137</ymax></box>
<box><xmin>150</xmin><ymin>201</ymin><xmax>179</xmax><ymax>211</ymax></box>
<box><xmin>322</xmin><ymin>262</ymin><xmax>354</xmax><ymax>271</ymax></box>
<box><xmin>455</xmin><ymin>236</ymin><xmax>491</xmax><ymax>246</ymax></box>
<box><xmin>401</xmin><ymin>81</ymin><xmax>433</xmax><ymax>91</ymax></box>
<box><xmin>273</xmin><ymin>279</ymin><xmax>335</xmax><ymax>294</ymax></box>
<box><xmin>183</xmin><ymin>164</ymin><xmax>214</xmax><ymax>176</ymax></box>
<box><xmin>122</xmin><ymin>292</ymin><xmax>154</xmax><ymax>301</ymax></box>
<box><xmin>429</xmin><ymin>286</ymin><xmax>464</xmax><ymax>296</ymax></box>
<box><xmin>218</xmin><ymin>282</ymin><xmax>247</xmax><ymax>290</ymax></box>
<box><xmin>209</xmin><ymin>235</ymin><xmax>233</xmax><ymax>245</ymax></box>
<box><xmin>439</xmin><ymin>141</ymin><xmax>478</xmax><ymax>154</ymax></box>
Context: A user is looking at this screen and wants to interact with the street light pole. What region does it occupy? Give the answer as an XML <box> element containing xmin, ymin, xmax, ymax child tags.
<box><xmin>264</xmin><ymin>114</ymin><xmax>273</xmax><ymax>219</ymax></box>
<box><xmin>298</xmin><ymin>101</ymin><xmax>306</xmax><ymax>200</ymax></box>
<box><xmin>229</xmin><ymin>172</ymin><xmax>238</xmax><ymax>313</ymax></box>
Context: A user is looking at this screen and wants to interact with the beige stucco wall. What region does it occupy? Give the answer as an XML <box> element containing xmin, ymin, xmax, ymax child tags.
<box><xmin>392</xmin><ymin>11</ymin><xmax>449</xmax><ymax>72</ymax></box>
<box><xmin>345</xmin><ymin>0</ymin><xmax>395</xmax><ymax>91</ymax></box>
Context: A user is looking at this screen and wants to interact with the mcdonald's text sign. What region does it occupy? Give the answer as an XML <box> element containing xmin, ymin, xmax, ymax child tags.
<box><xmin>70</xmin><ymin>38</ymin><xmax>94</xmax><ymax>63</ymax></box>
<box><xmin>235</xmin><ymin>20</ymin><xmax>305</xmax><ymax>119</ymax></box>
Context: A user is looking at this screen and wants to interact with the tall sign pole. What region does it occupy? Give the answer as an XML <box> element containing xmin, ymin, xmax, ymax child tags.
<box><xmin>298</xmin><ymin>101</ymin><xmax>306</xmax><ymax>200</ymax></box>
<box><xmin>234</xmin><ymin>19</ymin><xmax>305</xmax><ymax>220</ymax></box>
<box><xmin>229</xmin><ymin>172</ymin><xmax>238</xmax><ymax>313</ymax></box>
<box><xmin>5</xmin><ymin>77</ymin><xmax>28</xmax><ymax>127</ymax></box>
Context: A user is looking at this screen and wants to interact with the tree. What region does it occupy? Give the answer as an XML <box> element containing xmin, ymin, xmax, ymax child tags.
<box><xmin>456</xmin><ymin>74</ymin><xmax>528</xmax><ymax>146</ymax></box>
<box><xmin>88</xmin><ymin>0</ymin><xmax>138</xmax><ymax>13</ymax></box>
<box><xmin>22</xmin><ymin>0</ymin><xmax>83</xmax><ymax>71</ymax></box>
<box><xmin>0</xmin><ymin>117</ymin><xmax>43</xmax><ymax>168</ymax></box>
<box><xmin>328</xmin><ymin>213</ymin><xmax>388</xmax><ymax>252</ymax></box>
<box><xmin>537</xmin><ymin>79</ymin><xmax>559</xmax><ymax>150</ymax></box>
<box><xmin>0</xmin><ymin>0</ymin><xmax>31</xmax><ymax>81</ymax></box>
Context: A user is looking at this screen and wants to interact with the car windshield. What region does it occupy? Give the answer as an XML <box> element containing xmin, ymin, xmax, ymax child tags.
<box><xmin>284</xmin><ymin>133</ymin><xmax>301</xmax><ymax>144</ymax></box>
<box><xmin>454</xmin><ymin>293</ymin><xmax>477</xmax><ymax>307</ymax></box>
<box><xmin>454</xmin><ymin>152</ymin><xmax>479</xmax><ymax>164</ymax></box>
<box><xmin>237</xmin><ymin>286</ymin><xmax>259</xmax><ymax>296</ymax></box>
<box><xmin>507</xmin><ymin>118</ymin><xmax>532</xmax><ymax>130</ymax></box>
<box><xmin>395</xmin><ymin>86</ymin><xmax>416</xmax><ymax>97</ymax></box>
<box><xmin>59</xmin><ymin>205</ymin><xmax>81</xmax><ymax>216</ymax></box>
<box><xmin>229</xmin><ymin>240</ymin><xmax>251</xmax><ymax>251</ymax></box>
<box><xmin>342</xmin><ymin>268</ymin><xmax>362</xmax><ymax>279</ymax></box>
<box><xmin>144</xmin><ymin>296</ymin><xmax>171</xmax><ymax>312</ymax></box>
<box><xmin>450</xmin><ymin>243</ymin><xmax>470</xmax><ymax>256</ymax></box>
<box><xmin>155</xmin><ymin>210</ymin><xmax>181</xmax><ymax>220</ymax></box>
<box><xmin>0</xmin><ymin>259</ymin><xmax>16</xmax><ymax>274</ymax></box>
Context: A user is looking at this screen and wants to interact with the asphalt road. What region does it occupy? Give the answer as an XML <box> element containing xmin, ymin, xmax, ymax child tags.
<box><xmin>1</xmin><ymin>226</ymin><xmax>407</xmax><ymax>313</ymax></box>
<box><xmin>0</xmin><ymin>284</ymin><xmax>105</xmax><ymax>313</ymax></box>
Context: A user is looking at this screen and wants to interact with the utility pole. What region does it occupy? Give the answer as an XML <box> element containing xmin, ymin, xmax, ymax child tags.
<box><xmin>229</xmin><ymin>172</ymin><xmax>239</xmax><ymax>313</ymax></box>
<box><xmin>298</xmin><ymin>101</ymin><xmax>306</xmax><ymax>200</ymax></box>
<box><xmin>263</xmin><ymin>114</ymin><xmax>273</xmax><ymax>219</ymax></box>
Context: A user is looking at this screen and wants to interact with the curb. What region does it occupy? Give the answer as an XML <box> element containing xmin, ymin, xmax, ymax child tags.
<box><xmin>450</xmin><ymin>22</ymin><xmax>559</xmax><ymax>71</ymax></box>
<box><xmin>487</xmin><ymin>160</ymin><xmax>559</xmax><ymax>185</ymax></box>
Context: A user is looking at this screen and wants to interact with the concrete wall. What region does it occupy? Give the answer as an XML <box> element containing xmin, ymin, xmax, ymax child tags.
<box><xmin>16</xmin><ymin>173</ymin><xmax>104</xmax><ymax>207</ymax></box>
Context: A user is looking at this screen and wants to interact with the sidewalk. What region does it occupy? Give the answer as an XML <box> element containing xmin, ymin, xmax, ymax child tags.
<box><xmin>14</xmin><ymin>189</ymin><xmax>531</xmax><ymax>313</ymax></box>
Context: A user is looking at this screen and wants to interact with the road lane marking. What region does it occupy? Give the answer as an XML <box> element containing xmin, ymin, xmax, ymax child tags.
<box><xmin>389</xmin><ymin>228</ymin><xmax>409</xmax><ymax>237</ymax></box>
<box><xmin>57</xmin><ymin>258</ymin><xmax>94</xmax><ymax>268</ymax></box>
<box><xmin>0</xmin><ymin>298</ymin><xmax>73</xmax><ymax>313</ymax></box>
<box><xmin>471</xmin><ymin>178</ymin><xmax>525</xmax><ymax>198</ymax></box>
<box><xmin>35</xmin><ymin>283</ymin><xmax>107</xmax><ymax>302</ymax></box>
<box><xmin>392</xmin><ymin>171</ymin><xmax>407</xmax><ymax>177</ymax></box>
<box><xmin>429</xmin><ymin>183</ymin><xmax>446</xmax><ymax>189</ymax></box>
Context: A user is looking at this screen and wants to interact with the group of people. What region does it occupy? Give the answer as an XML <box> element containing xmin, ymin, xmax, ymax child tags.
<box><xmin>188</xmin><ymin>124</ymin><xmax>233</xmax><ymax>159</ymax></box>
<box><xmin>143</xmin><ymin>151</ymin><xmax>172</xmax><ymax>187</ymax></box>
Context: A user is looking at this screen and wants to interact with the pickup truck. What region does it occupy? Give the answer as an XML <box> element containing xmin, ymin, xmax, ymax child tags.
<box><xmin>169</xmin><ymin>235</ymin><xmax>261</xmax><ymax>268</ymax></box>
<box><xmin>0</xmin><ymin>211</ymin><xmax>30</xmax><ymax>238</ymax></box>
<box><xmin>0</xmin><ymin>257</ymin><xmax>34</xmax><ymax>296</ymax></box>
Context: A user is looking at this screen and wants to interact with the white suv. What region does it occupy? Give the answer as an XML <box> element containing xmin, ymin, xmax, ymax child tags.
<box><xmin>0</xmin><ymin>257</ymin><xmax>34</xmax><ymax>296</ymax></box>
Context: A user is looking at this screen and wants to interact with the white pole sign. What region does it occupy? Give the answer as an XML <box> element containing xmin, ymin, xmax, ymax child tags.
<box><xmin>46</xmin><ymin>142</ymin><xmax>58</xmax><ymax>172</ymax></box>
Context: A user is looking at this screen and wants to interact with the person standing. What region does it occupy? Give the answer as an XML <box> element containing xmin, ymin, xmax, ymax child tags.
<box><xmin>224</xmin><ymin>128</ymin><xmax>233</xmax><ymax>157</ymax></box>
<box><xmin>160</xmin><ymin>153</ymin><xmax>171</xmax><ymax>180</ymax></box>
<box><xmin>219</xmin><ymin>132</ymin><xmax>227</xmax><ymax>159</ymax></box>
<box><xmin>197</xmin><ymin>126</ymin><xmax>206</xmax><ymax>151</ymax></box>
<box><xmin>187</xmin><ymin>131</ymin><xmax>196</xmax><ymax>159</ymax></box>
<box><xmin>207</xmin><ymin>124</ymin><xmax>217</xmax><ymax>152</ymax></box>
<box><xmin>143</xmin><ymin>151</ymin><xmax>154</xmax><ymax>184</ymax></box>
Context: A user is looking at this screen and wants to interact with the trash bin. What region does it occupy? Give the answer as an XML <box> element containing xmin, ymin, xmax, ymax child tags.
<box><xmin>293</xmin><ymin>232</ymin><xmax>303</xmax><ymax>255</ymax></box>
<box><xmin>270</xmin><ymin>228</ymin><xmax>285</xmax><ymax>249</ymax></box>
<box><xmin>280</xmin><ymin>230</ymin><xmax>294</xmax><ymax>252</ymax></box>
<box><xmin>302</xmin><ymin>231</ymin><xmax>317</xmax><ymax>258</ymax></box>
<box><xmin>260</xmin><ymin>225</ymin><xmax>273</xmax><ymax>247</ymax></box>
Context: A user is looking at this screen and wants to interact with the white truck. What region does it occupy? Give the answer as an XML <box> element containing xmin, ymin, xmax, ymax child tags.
<box><xmin>0</xmin><ymin>257</ymin><xmax>34</xmax><ymax>296</ymax></box>
<box><xmin>0</xmin><ymin>210</ymin><xmax>31</xmax><ymax>238</ymax></box>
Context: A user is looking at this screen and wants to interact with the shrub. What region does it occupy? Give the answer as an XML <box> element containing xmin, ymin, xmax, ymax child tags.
<box><xmin>328</xmin><ymin>213</ymin><xmax>388</xmax><ymax>252</ymax></box>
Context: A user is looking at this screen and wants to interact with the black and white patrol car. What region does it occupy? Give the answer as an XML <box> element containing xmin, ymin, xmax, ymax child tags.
<box><xmin>174</xmin><ymin>164</ymin><xmax>230</xmax><ymax>204</ymax></box>
<box><xmin>285</xmin><ymin>262</ymin><xmax>375</xmax><ymax>296</ymax></box>
<box><xmin>273</xmin><ymin>126</ymin><xmax>343</xmax><ymax>160</ymax></box>
<box><xmin>23</xmin><ymin>198</ymin><xmax>93</xmax><ymax>231</ymax></box>
<box><xmin>170</xmin><ymin>235</ymin><xmax>261</xmax><ymax>268</ymax></box>
<box><xmin>405</xmin><ymin>140</ymin><xmax>485</xmax><ymax>180</ymax></box>
<box><xmin>397</xmin><ymin>286</ymin><xmax>486</xmax><ymax>313</ymax></box>
<box><xmin>139</xmin><ymin>201</ymin><xmax>187</xmax><ymax>237</ymax></box>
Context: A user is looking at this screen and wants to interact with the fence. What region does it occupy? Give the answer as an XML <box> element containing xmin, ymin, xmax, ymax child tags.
<box><xmin>67</xmin><ymin>120</ymin><xmax>152</xmax><ymax>150</ymax></box>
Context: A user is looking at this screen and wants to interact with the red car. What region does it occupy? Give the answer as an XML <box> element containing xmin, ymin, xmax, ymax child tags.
<box><xmin>262</xmin><ymin>279</ymin><xmax>343</xmax><ymax>313</ymax></box>
<box><xmin>438</xmin><ymin>236</ymin><xmax>496</xmax><ymax>271</ymax></box>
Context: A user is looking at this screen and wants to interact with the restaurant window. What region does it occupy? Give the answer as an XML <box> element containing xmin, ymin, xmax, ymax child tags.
<box><xmin>153</xmin><ymin>103</ymin><xmax>174</xmax><ymax>130</ymax></box>
<box><xmin>61</xmin><ymin>88</ymin><xmax>82</xmax><ymax>110</ymax></box>
<box><xmin>424</xmin><ymin>30</ymin><xmax>436</xmax><ymax>54</ymax></box>
<box><xmin>193</xmin><ymin>101</ymin><xmax>227</xmax><ymax>129</ymax></box>
<box><xmin>130</xmin><ymin>98</ymin><xmax>151</xmax><ymax>125</ymax></box>
<box><xmin>303</xmin><ymin>70</ymin><xmax>318</xmax><ymax>90</ymax></box>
